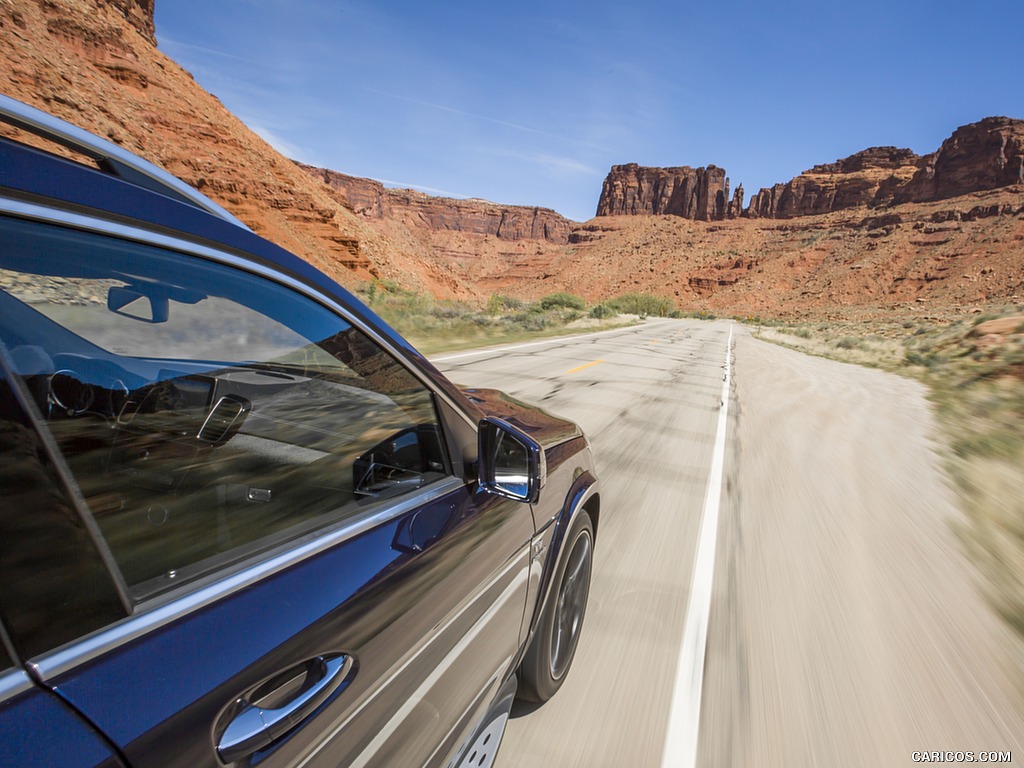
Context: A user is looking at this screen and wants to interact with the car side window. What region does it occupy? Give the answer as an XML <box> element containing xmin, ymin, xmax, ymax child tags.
<box><xmin>0</xmin><ymin>368</ymin><xmax>126</xmax><ymax>659</ymax></box>
<box><xmin>0</xmin><ymin>216</ymin><xmax>451</xmax><ymax>602</ymax></box>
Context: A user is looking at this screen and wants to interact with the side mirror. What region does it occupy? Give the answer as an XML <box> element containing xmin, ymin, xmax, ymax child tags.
<box><xmin>478</xmin><ymin>417</ymin><xmax>545</xmax><ymax>503</ymax></box>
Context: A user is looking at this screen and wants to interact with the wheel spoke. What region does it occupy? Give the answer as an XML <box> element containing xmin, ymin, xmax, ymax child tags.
<box><xmin>550</xmin><ymin>531</ymin><xmax>592</xmax><ymax>679</ymax></box>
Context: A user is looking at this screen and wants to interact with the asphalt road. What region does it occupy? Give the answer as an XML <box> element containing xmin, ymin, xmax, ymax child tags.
<box><xmin>432</xmin><ymin>319</ymin><xmax>1024</xmax><ymax>768</ymax></box>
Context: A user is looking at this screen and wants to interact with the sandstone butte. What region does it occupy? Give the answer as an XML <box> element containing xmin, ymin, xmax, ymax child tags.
<box><xmin>1</xmin><ymin>0</ymin><xmax>1023</xmax><ymax>321</ymax></box>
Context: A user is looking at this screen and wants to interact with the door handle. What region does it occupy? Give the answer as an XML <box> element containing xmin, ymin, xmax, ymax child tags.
<box><xmin>217</xmin><ymin>654</ymin><xmax>352</xmax><ymax>763</ymax></box>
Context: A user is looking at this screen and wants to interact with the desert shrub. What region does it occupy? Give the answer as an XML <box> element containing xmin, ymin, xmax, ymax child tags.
<box><xmin>590</xmin><ymin>304</ymin><xmax>614</xmax><ymax>319</ymax></box>
<box><xmin>538</xmin><ymin>292</ymin><xmax>585</xmax><ymax>311</ymax></box>
<box><xmin>606</xmin><ymin>292</ymin><xmax>675</xmax><ymax>316</ymax></box>
<box><xmin>486</xmin><ymin>294</ymin><xmax>525</xmax><ymax>314</ymax></box>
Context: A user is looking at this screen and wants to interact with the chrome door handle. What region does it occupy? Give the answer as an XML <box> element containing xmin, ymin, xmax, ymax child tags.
<box><xmin>217</xmin><ymin>654</ymin><xmax>351</xmax><ymax>763</ymax></box>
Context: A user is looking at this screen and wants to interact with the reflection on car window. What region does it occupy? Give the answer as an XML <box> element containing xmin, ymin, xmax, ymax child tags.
<box><xmin>493</xmin><ymin>430</ymin><xmax>530</xmax><ymax>498</ymax></box>
<box><xmin>0</xmin><ymin>217</ymin><xmax>450</xmax><ymax>601</ymax></box>
<box><xmin>0</xmin><ymin>374</ymin><xmax>125</xmax><ymax>658</ymax></box>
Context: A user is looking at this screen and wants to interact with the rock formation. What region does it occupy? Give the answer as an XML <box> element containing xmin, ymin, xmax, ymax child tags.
<box><xmin>0</xmin><ymin>0</ymin><xmax>475</xmax><ymax>297</ymax></box>
<box><xmin>609</xmin><ymin>119</ymin><xmax>1024</xmax><ymax>224</ymax></box>
<box><xmin>596</xmin><ymin>163</ymin><xmax>730</xmax><ymax>220</ymax></box>
<box><xmin>747</xmin><ymin>120</ymin><xmax>1024</xmax><ymax>218</ymax></box>
<box><xmin>5</xmin><ymin>0</ymin><xmax>1023</xmax><ymax>318</ymax></box>
<box><xmin>300</xmin><ymin>163</ymin><xmax>573</xmax><ymax>244</ymax></box>
<box><xmin>895</xmin><ymin>117</ymin><xmax>1024</xmax><ymax>203</ymax></box>
<box><xmin>742</xmin><ymin>148</ymin><xmax>923</xmax><ymax>218</ymax></box>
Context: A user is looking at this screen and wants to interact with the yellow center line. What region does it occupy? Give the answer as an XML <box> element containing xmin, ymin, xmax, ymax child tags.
<box><xmin>564</xmin><ymin>359</ymin><xmax>605</xmax><ymax>375</ymax></box>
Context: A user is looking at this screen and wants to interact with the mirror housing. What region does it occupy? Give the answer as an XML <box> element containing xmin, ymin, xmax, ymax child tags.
<box><xmin>107</xmin><ymin>281</ymin><xmax>206</xmax><ymax>323</ymax></box>
<box><xmin>477</xmin><ymin>417</ymin><xmax>545</xmax><ymax>503</ymax></box>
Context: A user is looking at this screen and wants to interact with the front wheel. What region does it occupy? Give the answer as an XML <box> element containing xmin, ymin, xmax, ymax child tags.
<box><xmin>517</xmin><ymin>510</ymin><xmax>593</xmax><ymax>702</ymax></box>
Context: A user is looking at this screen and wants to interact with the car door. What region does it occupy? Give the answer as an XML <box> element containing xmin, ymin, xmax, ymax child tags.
<box><xmin>0</xmin><ymin>212</ymin><xmax>534</xmax><ymax>767</ymax></box>
<box><xmin>0</xmin><ymin>665</ymin><xmax>123</xmax><ymax>768</ymax></box>
<box><xmin>0</xmin><ymin>372</ymin><xmax>126</xmax><ymax>768</ymax></box>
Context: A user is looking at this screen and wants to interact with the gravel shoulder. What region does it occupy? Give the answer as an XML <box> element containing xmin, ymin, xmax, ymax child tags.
<box><xmin>700</xmin><ymin>328</ymin><xmax>1024</xmax><ymax>766</ymax></box>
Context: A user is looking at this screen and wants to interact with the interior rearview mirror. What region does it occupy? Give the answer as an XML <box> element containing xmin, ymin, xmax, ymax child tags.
<box><xmin>107</xmin><ymin>281</ymin><xmax>206</xmax><ymax>323</ymax></box>
<box><xmin>108</xmin><ymin>285</ymin><xmax>169</xmax><ymax>323</ymax></box>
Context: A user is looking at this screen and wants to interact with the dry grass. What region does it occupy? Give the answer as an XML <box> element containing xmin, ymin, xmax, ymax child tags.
<box><xmin>357</xmin><ymin>285</ymin><xmax>641</xmax><ymax>355</ymax></box>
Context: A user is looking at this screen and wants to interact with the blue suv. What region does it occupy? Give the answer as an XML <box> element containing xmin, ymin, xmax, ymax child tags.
<box><xmin>0</xmin><ymin>94</ymin><xmax>599</xmax><ymax>768</ymax></box>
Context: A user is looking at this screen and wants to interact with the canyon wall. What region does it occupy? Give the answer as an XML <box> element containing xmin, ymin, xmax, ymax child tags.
<box><xmin>596</xmin><ymin>163</ymin><xmax>742</xmax><ymax>221</ymax></box>
<box><xmin>602</xmin><ymin>119</ymin><xmax>1024</xmax><ymax>222</ymax></box>
<box><xmin>746</xmin><ymin>147</ymin><xmax>923</xmax><ymax>218</ymax></box>
<box><xmin>894</xmin><ymin>117</ymin><xmax>1024</xmax><ymax>203</ymax></box>
<box><xmin>300</xmin><ymin>163</ymin><xmax>573</xmax><ymax>244</ymax></box>
<box><xmin>0</xmin><ymin>0</ymin><xmax>476</xmax><ymax>296</ymax></box>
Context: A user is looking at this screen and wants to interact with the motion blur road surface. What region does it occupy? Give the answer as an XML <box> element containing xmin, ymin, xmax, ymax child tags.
<box><xmin>432</xmin><ymin>319</ymin><xmax>1024</xmax><ymax>768</ymax></box>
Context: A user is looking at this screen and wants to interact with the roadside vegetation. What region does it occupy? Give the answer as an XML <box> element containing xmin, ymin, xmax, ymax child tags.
<box><xmin>354</xmin><ymin>282</ymin><xmax>690</xmax><ymax>355</ymax></box>
<box><xmin>749</xmin><ymin>308</ymin><xmax>1024</xmax><ymax>639</ymax></box>
<box><xmin>359</xmin><ymin>281</ymin><xmax>1024</xmax><ymax>636</ymax></box>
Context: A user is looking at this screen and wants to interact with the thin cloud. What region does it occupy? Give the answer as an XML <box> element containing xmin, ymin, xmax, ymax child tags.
<box><xmin>247</xmin><ymin>121</ymin><xmax>314</xmax><ymax>164</ymax></box>
<box><xmin>476</xmin><ymin>146</ymin><xmax>603</xmax><ymax>178</ymax></box>
<box><xmin>377</xmin><ymin>178</ymin><xmax>470</xmax><ymax>198</ymax></box>
<box><xmin>157</xmin><ymin>36</ymin><xmax>264</xmax><ymax>67</ymax></box>
<box><xmin>359</xmin><ymin>86</ymin><xmax>612</xmax><ymax>152</ymax></box>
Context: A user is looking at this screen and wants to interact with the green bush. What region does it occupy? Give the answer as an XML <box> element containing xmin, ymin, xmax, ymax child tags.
<box><xmin>606</xmin><ymin>292</ymin><xmax>675</xmax><ymax>317</ymax></box>
<box><xmin>486</xmin><ymin>294</ymin><xmax>526</xmax><ymax>315</ymax></box>
<box><xmin>538</xmin><ymin>292</ymin><xmax>586</xmax><ymax>311</ymax></box>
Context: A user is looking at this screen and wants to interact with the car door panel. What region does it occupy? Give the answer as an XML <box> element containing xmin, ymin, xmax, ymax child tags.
<box><xmin>42</xmin><ymin>482</ymin><xmax>531</xmax><ymax>768</ymax></box>
<box><xmin>0</xmin><ymin>669</ymin><xmax>123</xmax><ymax>768</ymax></box>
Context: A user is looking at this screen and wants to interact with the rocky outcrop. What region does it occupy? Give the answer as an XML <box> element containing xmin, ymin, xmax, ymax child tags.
<box><xmin>0</xmin><ymin>0</ymin><xmax>488</xmax><ymax>297</ymax></box>
<box><xmin>747</xmin><ymin>147</ymin><xmax>923</xmax><ymax>218</ymax></box>
<box><xmin>300</xmin><ymin>163</ymin><xmax>573</xmax><ymax>244</ymax></box>
<box><xmin>746</xmin><ymin>121</ymin><xmax>1024</xmax><ymax>218</ymax></box>
<box><xmin>625</xmin><ymin>119</ymin><xmax>1023</xmax><ymax>224</ymax></box>
<box><xmin>746</xmin><ymin>184</ymin><xmax>787</xmax><ymax>219</ymax></box>
<box><xmin>300</xmin><ymin>165</ymin><xmax>387</xmax><ymax>218</ymax></box>
<box><xmin>727</xmin><ymin>184</ymin><xmax>744</xmax><ymax>219</ymax></box>
<box><xmin>104</xmin><ymin>0</ymin><xmax>156</xmax><ymax>44</ymax></box>
<box><xmin>895</xmin><ymin>117</ymin><xmax>1024</xmax><ymax>203</ymax></box>
<box><xmin>596</xmin><ymin>163</ymin><xmax>730</xmax><ymax>221</ymax></box>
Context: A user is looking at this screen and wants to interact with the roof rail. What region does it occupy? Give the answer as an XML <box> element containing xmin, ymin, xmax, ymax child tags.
<box><xmin>0</xmin><ymin>93</ymin><xmax>250</xmax><ymax>230</ymax></box>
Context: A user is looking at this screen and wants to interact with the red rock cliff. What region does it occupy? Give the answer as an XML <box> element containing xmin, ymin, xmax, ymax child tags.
<box><xmin>0</xmin><ymin>0</ymin><xmax>481</xmax><ymax>297</ymax></box>
<box><xmin>300</xmin><ymin>163</ymin><xmax>573</xmax><ymax>244</ymax></box>
<box><xmin>748</xmin><ymin>119</ymin><xmax>1024</xmax><ymax>217</ymax></box>
<box><xmin>609</xmin><ymin>119</ymin><xmax>1024</xmax><ymax>223</ymax></box>
<box><xmin>747</xmin><ymin>147</ymin><xmax>923</xmax><ymax>218</ymax></box>
<box><xmin>895</xmin><ymin>117</ymin><xmax>1024</xmax><ymax>203</ymax></box>
<box><xmin>596</xmin><ymin>163</ymin><xmax>734</xmax><ymax>221</ymax></box>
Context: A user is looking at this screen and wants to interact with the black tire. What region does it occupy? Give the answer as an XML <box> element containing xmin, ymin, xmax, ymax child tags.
<box><xmin>517</xmin><ymin>510</ymin><xmax>593</xmax><ymax>702</ymax></box>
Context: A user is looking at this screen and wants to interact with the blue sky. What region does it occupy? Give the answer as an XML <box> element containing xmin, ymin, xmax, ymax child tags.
<box><xmin>156</xmin><ymin>1</ymin><xmax>1024</xmax><ymax>222</ymax></box>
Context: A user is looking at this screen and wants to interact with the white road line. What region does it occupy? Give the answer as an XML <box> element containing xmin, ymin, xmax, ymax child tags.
<box><xmin>662</xmin><ymin>322</ymin><xmax>734</xmax><ymax>768</ymax></box>
<box><xmin>430</xmin><ymin>320</ymin><xmax>675</xmax><ymax>363</ymax></box>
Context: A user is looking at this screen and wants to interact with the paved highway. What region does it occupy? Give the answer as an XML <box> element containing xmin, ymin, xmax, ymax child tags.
<box><xmin>432</xmin><ymin>319</ymin><xmax>1024</xmax><ymax>768</ymax></box>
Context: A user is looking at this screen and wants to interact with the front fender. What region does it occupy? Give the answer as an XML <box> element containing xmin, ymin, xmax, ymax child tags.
<box><xmin>527</xmin><ymin>467</ymin><xmax>599</xmax><ymax>637</ymax></box>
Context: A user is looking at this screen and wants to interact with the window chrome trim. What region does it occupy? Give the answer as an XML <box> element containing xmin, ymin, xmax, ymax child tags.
<box><xmin>0</xmin><ymin>94</ymin><xmax>249</xmax><ymax>230</ymax></box>
<box><xmin>0</xmin><ymin>197</ymin><xmax>478</xmax><ymax>432</ymax></box>
<box><xmin>0</xmin><ymin>668</ymin><xmax>35</xmax><ymax>702</ymax></box>
<box><xmin>31</xmin><ymin>476</ymin><xmax>467</xmax><ymax>680</ymax></box>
